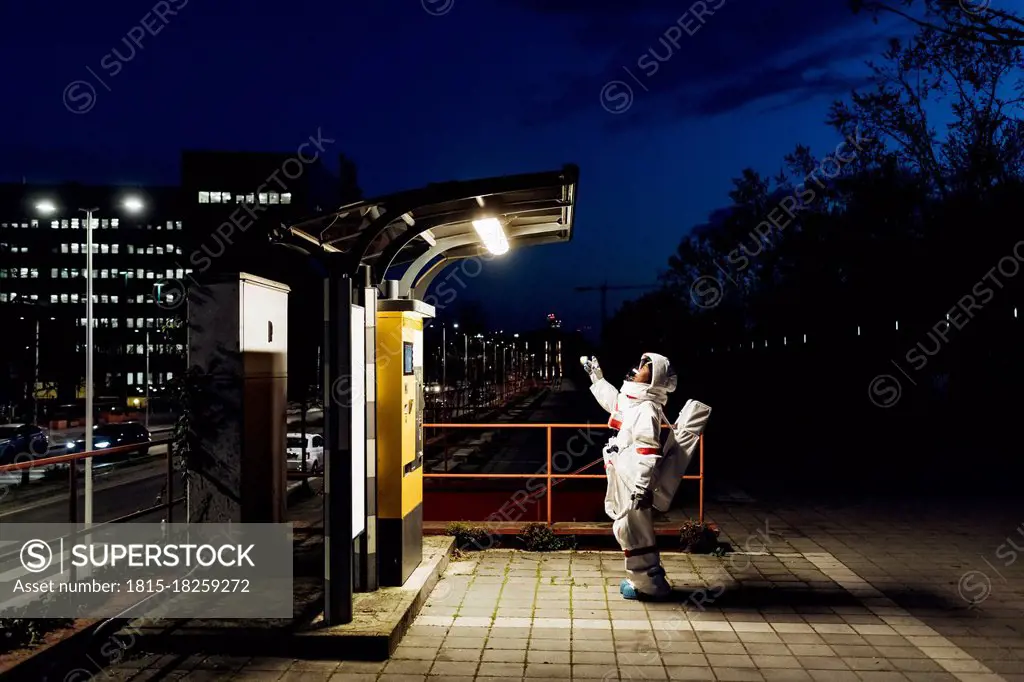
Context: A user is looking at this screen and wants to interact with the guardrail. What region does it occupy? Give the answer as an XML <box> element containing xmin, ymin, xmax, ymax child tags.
<box><xmin>0</xmin><ymin>436</ymin><xmax>181</xmax><ymax>526</ymax></box>
<box><xmin>423</xmin><ymin>423</ymin><xmax>704</xmax><ymax>524</ymax></box>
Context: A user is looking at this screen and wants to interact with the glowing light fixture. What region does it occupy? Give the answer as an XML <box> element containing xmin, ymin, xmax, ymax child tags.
<box><xmin>471</xmin><ymin>217</ymin><xmax>509</xmax><ymax>255</ymax></box>
<box><xmin>123</xmin><ymin>196</ymin><xmax>145</xmax><ymax>213</ymax></box>
<box><xmin>35</xmin><ymin>199</ymin><xmax>58</xmax><ymax>215</ymax></box>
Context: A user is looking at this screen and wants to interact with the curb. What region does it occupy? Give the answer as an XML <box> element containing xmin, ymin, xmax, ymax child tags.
<box><xmin>118</xmin><ymin>536</ymin><xmax>455</xmax><ymax>661</ymax></box>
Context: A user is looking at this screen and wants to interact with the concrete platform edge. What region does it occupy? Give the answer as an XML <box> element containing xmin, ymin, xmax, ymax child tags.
<box><xmin>117</xmin><ymin>535</ymin><xmax>455</xmax><ymax>662</ymax></box>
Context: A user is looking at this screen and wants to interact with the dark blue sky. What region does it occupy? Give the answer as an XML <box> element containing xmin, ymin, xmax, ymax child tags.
<box><xmin>2</xmin><ymin>0</ymin><xmax>937</xmax><ymax>332</ymax></box>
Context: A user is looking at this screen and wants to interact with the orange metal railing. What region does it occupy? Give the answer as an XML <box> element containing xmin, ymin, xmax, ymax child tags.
<box><xmin>422</xmin><ymin>423</ymin><xmax>704</xmax><ymax>524</ymax></box>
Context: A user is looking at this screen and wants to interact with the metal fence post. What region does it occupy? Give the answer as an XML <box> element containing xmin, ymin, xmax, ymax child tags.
<box><xmin>546</xmin><ymin>426</ymin><xmax>552</xmax><ymax>525</ymax></box>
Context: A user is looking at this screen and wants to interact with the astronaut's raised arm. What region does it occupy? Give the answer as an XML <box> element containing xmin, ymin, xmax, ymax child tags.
<box><xmin>589</xmin><ymin>378</ymin><xmax>619</xmax><ymax>414</ymax></box>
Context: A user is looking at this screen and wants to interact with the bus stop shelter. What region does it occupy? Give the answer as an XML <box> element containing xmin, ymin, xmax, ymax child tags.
<box><xmin>275</xmin><ymin>164</ymin><xmax>579</xmax><ymax>624</ymax></box>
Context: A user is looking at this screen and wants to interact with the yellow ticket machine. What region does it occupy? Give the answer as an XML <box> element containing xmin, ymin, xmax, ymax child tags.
<box><xmin>376</xmin><ymin>298</ymin><xmax>434</xmax><ymax>585</ymax></box>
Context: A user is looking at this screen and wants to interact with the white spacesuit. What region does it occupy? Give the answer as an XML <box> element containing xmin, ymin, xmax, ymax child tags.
<box><xmin>581</xmin><ymin>353</ymin><xmax>711</xmax><ymax>599</ymax></box>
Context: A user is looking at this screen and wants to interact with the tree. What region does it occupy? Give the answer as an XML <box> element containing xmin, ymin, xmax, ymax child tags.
<box><xmin>851</xmin><ymin>0</ymin><xmax>1024</xmax><ymax>48</ymax></box>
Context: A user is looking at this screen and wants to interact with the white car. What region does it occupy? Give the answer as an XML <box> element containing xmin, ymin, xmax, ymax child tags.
<box><xmin>286</xmin><ymin>433</ymin><xmax>324</xmax><ymax>473</ymax></box>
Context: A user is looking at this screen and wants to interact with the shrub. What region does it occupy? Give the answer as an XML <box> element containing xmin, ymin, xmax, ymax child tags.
<box><xmin>517</xmin><ymin>523</ymin><xmax>573</xmax><ymax>551</ymax></box>
<box><xmin>444</xmin><ymin>522</ymin><xmax>492</xmax><ymax>551</ymax></box>
<box><xmin>0</xmin><ymin>615</ymin><xmax>73</xmax><ymax>654</ymax></box>
<box><xmin>679</xmin><ymin>520</ymin><xmax>720</xmax><ymax>554</ymax></box>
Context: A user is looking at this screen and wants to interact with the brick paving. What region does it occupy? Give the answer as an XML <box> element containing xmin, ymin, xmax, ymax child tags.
<box><xmin>105</xmin><ymin>497</ymin><xmax>1024</xmax><ymax>680</ymax></box>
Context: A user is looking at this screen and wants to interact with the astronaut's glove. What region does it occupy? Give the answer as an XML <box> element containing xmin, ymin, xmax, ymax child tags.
<box><xmin>580</xmin><ymin>356</ymin><xmax>603</xmax><ymax>383</ymax></box>
<box><xmin>630</xmin><ymin>485</ymin><xmax>653</xmax><ymax>510</ymax></box>
<box><xmin>602</xmin><ymin>442</ymin><xmax>619</xmax><ymax>468</ymax></box>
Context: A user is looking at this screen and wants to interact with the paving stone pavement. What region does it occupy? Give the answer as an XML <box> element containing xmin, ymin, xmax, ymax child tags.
<box><xmin>104</xmin><ymin>498</ymin><xmax>1024</xmax><ymax>680</ymax></box>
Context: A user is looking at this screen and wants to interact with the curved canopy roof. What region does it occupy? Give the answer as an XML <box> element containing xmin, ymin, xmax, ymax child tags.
<box><xmin>280</xmin><ymin>164</ymin><xmax>579</xmax><ymax>284</ymax></box>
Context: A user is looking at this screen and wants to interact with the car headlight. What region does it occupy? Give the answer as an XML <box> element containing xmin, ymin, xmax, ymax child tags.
<box><xmin>94</xmin><ymin>441</ymin><xmax>111</xmax><ymax>449</ymax></box>
<box><xmin>66</xmin><ymin>442</ymin><xmax>76</xmax><ymax>449</ymax></box>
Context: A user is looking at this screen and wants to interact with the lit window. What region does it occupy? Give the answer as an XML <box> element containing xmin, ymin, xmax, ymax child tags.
<box><xmin>71</xmin><ymin>294</ymin><xmax>79</xmax><ymax>303</ymax></box>
<box><xmin>100</xmin><ymin>244</ymin><xmax>109</xmax><ymax>254</ymax></box>
<box><xmin>51</xmin><ymin>268</ymin><xmax>58</xmax><ymax>278</ymax></box>
<box><xmin>126</xmin><ymin>270</ymin><xmax>134</xmax><ymax>279</ymax></box>
<box><xmin>127</xmin><ymin>245</ymin><xmax>134</xmax><ymax>254</ymax></box>
<box><xmin>51</xmin><ymin>220</ymin><xmax>58</xmax><ymax>229</ymax></box>
<box><xmin>30</xmin><ymin>220</ymin><xmax>38</xmax><ymax>228</ymax></box>
<box><xmin>199</xmin><ymin>192</ymin><xmax>210</xmax><ymax>203</ymax></box>
<box><xmin>156</xmin><ymin>247</ymin><xmax>164</xmax><ymax>255</ymax></box>
<box><xmin>137</xmin><ymin>269</ymin><xmax>143</xmax><ymax>279</ymax></box>
<box><xmin>101</xmin><ymin>219</ymin><xmax>109</xmax><ymax>228</ymax></box>
<box><xmin>127</xmin><ymin>318</ymin><xmax>134</xmax><ymax>328</ymax></box>
<box><xmin>147</xmin><ymin>318</ymin><xmax>154</xmax><ymax>328</ymax></box>
<box><xmin>112</xmin><ymin>244</ymin><xmax>119</xmax><ymax>254</ymax></box>
<box><xmin>166</xmin><ymin>221</ymin><xmax>173</xmax><ymax>230</ymax></box>
<box><xmin>111</xmin><ymin>318</ymin><xmax>118</xmax><ymax>328</ymax></box>
<box><xmin>176</xmin><ymin>268</ymin><xmax>184</xmax><ymax>279</ymax></box>
<box><xmin>61</xmin><ymin>244</ymin><xmax>68</xmax><ymax>254</ymax></box>
<box><xmin>71</xmin><ymin>243</ymin><xmax>79</xmax><ymax>254</ymax></box>
<box><xmin>147</xmin><ymin>271</ymin><xmax>155</xmax><ymax>280</ymax></box>
<box><xmin>19</xmin><ymin>268</ymin><xmax>27</xmax><ymax>278</ymax></box>
<box><xmin>112</xmin><ymin>218</ymin><xmax>119</xmax><ymax>228</ymax></box>
<box><xmin>269</xmin><ymin>192</ymin><xmax>280</xmax><ymax>204</ymax></box>
<box><xmin>101</xmin><ymin>295</ymin><xmax>108</xmax><ymax>303</ymax></box>
<box><xmin>175</xmin><ymin>246</ymin><xmax>182</xmax><ymax>254</ymax></box>
<box><xmin>166</xmin><ymin>269</ymin><xmax>174</xmax><ymax>278</ymax></box>
<box><xmin>50</xmin><ymin>294</ymin><xmax>58</xmax><ymax>303</ymax></box>
<box><xmin>100</xmin><ymin>269</ymin><xmax>109</xmax><ymax>279</ymax></box>
<box><xmin>30</xmin><ymin>269</ymin><xmax>38</xmax><ymax>278</ymax></box>
<box><xmin>236</xmin><ymin>195</ymin><xmax>244</xmax><ymax>204</ymax></box>
<box><xmin>136</xmin><ymin>318</ymin><xmax>143</xmax><ymax>328</ymax></box>
<box><xmin>281</xmin><ymin>192</ymin><xmax>292</xmax><ymax>204</ymax></box>
<box><xmin>71</xmin><ymin>219</ymin><xmax>79</xmax><ymax>229</ymax></box>
<box><xmin>60</xmin><ymin>269</ymin><xmax>69</xmax><ymax>279</ymax></box>
<box><xmin>246</xmin><ymin>194</ymin><xmax>254</xmax><ymax>204</ymax></box>
<box><xmin>222</xmin><ymin>192</ymin><xmax>232</xmax><ymax>202</ymax></box>
<box><xmin>62</xmin><ymin>220</ymin><xmax>69</xmax><ymax>230</ymax></box>
<box><xmin>137</xmin><ymin>294</ymin><xmax>144</xmax><ymax>303</ymax></box>
<box><xmin>127</xmin><ymin>373</ymin><xmax>134</xmax><ymax>385</ymax></box>
<box><xmin>136</xmin><ymin>372</ymin><xmax>143</xmax><ymax>385</ymax></box>
<box><xmin>258</xmin><ymin>193</ymin><xmax>268</xmax><ymax>204</ymax></box>
<box><xmin>210</xmin><ymin>192</ymin><xmax>221</xmax><ymax>203</ymax></box>
<box><xmin>147</xmin><ymin>246</ymin><xmax>154</xmax><ymax>255</ymax></box>
<box><xmin>111</xmin><ymin>295</ymin><xmax>119</xmax><ymax>304</ymax></box>
<box><xmin>175</xmin><ymin>221</ymin><xmax>182</xmax><ymax>230</ymax></box>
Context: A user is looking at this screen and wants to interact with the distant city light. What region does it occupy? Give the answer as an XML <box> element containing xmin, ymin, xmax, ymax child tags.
<box><xmin>123</xmin><ymin>196</ymin><xmax>145</xmax><ymax>213</ymax></box>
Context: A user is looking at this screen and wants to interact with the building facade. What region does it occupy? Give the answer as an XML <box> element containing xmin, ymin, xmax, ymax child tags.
<box><xmin>0</xmin><ymin>183</ymin><xmax>189</xmax><ymax>413</ymax></box>
<box><xmin>0</xmin><ymin>150</ymin><xmax>359</xmax><ymax>418</ymax></box>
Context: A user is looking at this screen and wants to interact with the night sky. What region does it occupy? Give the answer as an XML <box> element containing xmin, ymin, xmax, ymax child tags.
<box><xmin>2</xmin><ymin>0</ymin><xmax>950</xmax><ymax>332</ymax></box>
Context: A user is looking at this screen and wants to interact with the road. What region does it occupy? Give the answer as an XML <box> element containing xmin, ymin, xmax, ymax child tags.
<box><xmin>0</xmin><ymin>449</ymin><xmax>181</xmax><ymax>524</ymax></box>
<box><xmin>0</xmin><ymin>388</ymin><xmax>550</xmax><ymax>525</ymax></box>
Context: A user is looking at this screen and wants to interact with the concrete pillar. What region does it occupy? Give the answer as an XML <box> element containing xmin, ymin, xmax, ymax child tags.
<box><xmin>187</xmin><ymin>273</ymin><xmax>289</xmax><ymax>523</ymax></box>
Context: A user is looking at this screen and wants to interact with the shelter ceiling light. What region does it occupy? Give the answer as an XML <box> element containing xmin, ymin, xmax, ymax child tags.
<box><xmin>472</xmin><ymin>217</ymin><xmax>509</xmax><ymax>255</ymax></box>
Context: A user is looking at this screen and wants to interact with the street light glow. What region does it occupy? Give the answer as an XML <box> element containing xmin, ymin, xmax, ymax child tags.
<box><xmin>35</xmin><ymin>199</ymin><xmax>58</xmax><ymax>215</ymax></box>
<box><xmin>472</xmin><ymin>217</ymin><xmax>509</xmax><ymax>255</ymax></box>
<box><xmin>123</xmin><ymin>196</ymin><xmax>145</xmax><ymax>213</ymax></box>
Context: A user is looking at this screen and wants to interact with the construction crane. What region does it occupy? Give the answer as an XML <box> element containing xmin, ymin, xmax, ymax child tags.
<box><xmin>574</xmin><ymin>281</ymin><xmax>660</xmax><ymax>334</ymax></box>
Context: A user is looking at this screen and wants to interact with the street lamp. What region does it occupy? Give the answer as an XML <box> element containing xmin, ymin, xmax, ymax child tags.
<box><xmin>135</xmin><ymin>330</ymin><xmax>150</xmax><ymax>428</ymax></box>
<box><xmin>34</xmin><ymin>195</ymin><xmax>146</xmax><ymax>527</ymax></box>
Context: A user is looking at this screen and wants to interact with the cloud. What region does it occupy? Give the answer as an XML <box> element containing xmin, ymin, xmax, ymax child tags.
<box><xmin>511</xmin><ymin>0</ymin><xmax>903</xmax><ymax>128</ymax></box>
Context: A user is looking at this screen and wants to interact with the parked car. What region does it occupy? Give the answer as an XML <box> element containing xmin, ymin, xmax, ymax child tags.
<box><xmin>0</xmin><ymin>424</ymin><xmax>49</xmax><ymax>465</ymax></box>
<box><xmin>65</xmin><ymin>422</ymin><xmax>151</xmax><ymax>462</ymax></box>
<box><xmin>286</xmin><ymin>433</ymin><xmax>324</xmax><ymax>474</ymax></box>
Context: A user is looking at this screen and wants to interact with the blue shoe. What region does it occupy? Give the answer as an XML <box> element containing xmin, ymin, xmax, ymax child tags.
<box><xmin>620</xmin><ymin>579</ymin><xmax>640</xmax><ymax>600</ymax></box>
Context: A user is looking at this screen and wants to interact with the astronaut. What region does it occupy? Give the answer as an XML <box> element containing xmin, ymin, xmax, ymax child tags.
<box><xmin>581</xmin><ymin>353</ymin><xmax>711</xmax><ymax>600</ymax></box>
